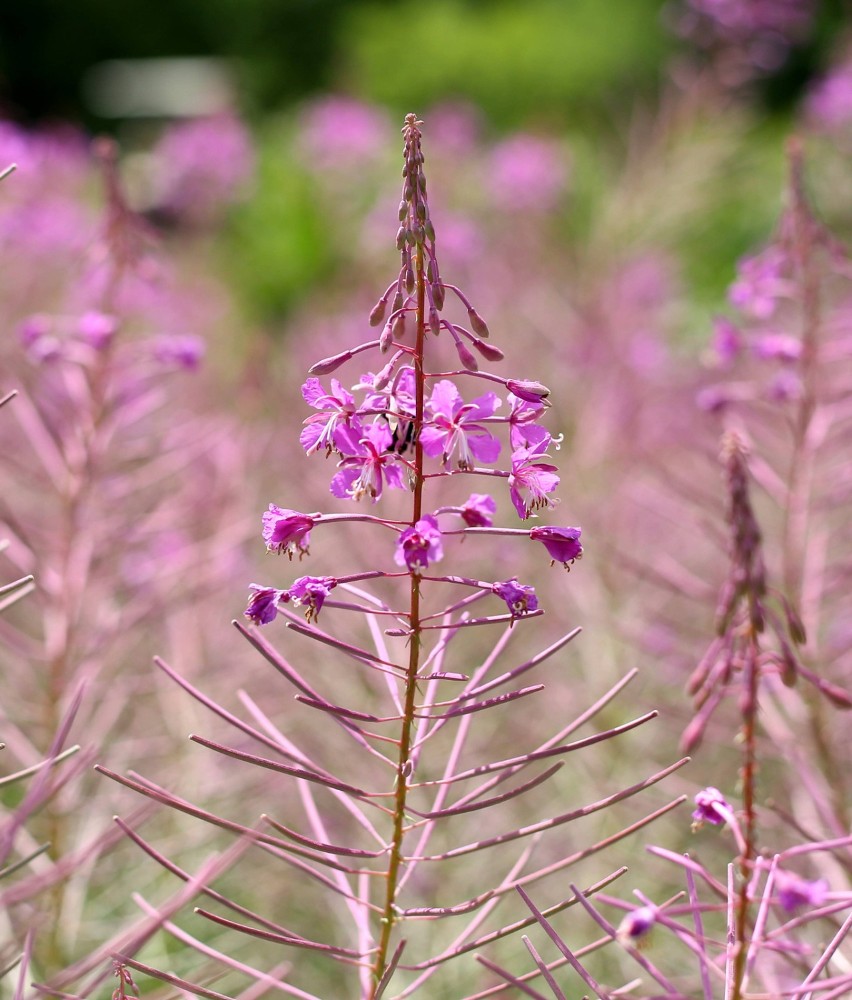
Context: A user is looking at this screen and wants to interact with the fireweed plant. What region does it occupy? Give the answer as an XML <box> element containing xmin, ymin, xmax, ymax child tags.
<box><xmin>0</xmin><ymin>140</ymin><xmax>249</xmax><ymax>982</ymax></box>
<box><xmin>85</xmin><ymin>115</ymin><xmax>689</xmax><ymax>999</ymax></box>
<box><xmin>491</xmin><ymin>145</ymin><xmax>852</xmax><ymax>999</ymax></box>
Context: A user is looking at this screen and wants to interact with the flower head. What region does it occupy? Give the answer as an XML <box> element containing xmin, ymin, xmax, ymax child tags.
<box><xmin>395</xmin><ymin>515</ymin><xmax>443</xmax><ymax>574</ymax></box>
<box><xmin>692</xmin><ymin>786</ymin><xmax>732</xmax><ymax>829</ymax></box>
<box><xmin>244</xmin><ymin>584</ymin><xmax>286</xmax><ymax>626</ymax></box>
<box><xmin>330</xmin><ymin>421</ymin><xmax>406</xmax><ymax>502</ymax></box>
<box><xmin>493</xmin><ymin>578</ymin><xmax>538</xmax><ymax>620</ymax></box>
<box><xmin>530</xmin><ymin>525</ymin><xmax>582</xmax><ymax>567</ymax></box>
<box><xmin>262</xmin><ymin>505</ymin><xmax>315</xmax><ymax>558</ymax></box>
<box><xmin>420</xmin><ymin>380</ymin><xmax>501</xmax><ymax>470</ymax></box>
<box><xmin>289</xmin><ymin>576</ymin><xmax>337</xmax><ymax>622</ymax></box>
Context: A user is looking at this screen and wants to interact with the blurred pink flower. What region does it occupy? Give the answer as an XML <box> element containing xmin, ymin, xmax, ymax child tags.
<box><xmin>297</xmin><ymin>96</ymin><xmax>389</xmax><ymax>169</ymax></box>
<box><xmin>486</xmin><ymin>134</ymin><xmax>568</xmax><ymax>212</ymax></box>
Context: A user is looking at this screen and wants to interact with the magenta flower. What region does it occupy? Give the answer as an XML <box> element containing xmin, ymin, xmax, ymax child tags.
<box><xmin>395</xmin><ymin>515</ymin><xmax>443</xmax><ymax>574</ymax></box>
<box><xmin>508</xmin><ymin>443</ymin><xmax>560</xmax><ymax>520</ymax></box>
<box><xmin>262</xmin><ymin>505</ymin><xmax>315</xmax><ymax>558</ymax></box>
<box><xmin>289</xmin><ymin>576</ymin><xmax>336</xmax><ymax>622</ymax></box>
<box><xmin>330</xmin><ymin>421</ymin><xmax>406</xmax><ymax>503</ymax></box>
<box><xmin>692</xmin><ymin>787</ymin><xmax>732</xmax><ymax>828</ymax></box>
<box><xmin>300</xmin><ymin>376</ymin><xmax>363</xmax><ymax>456</ymax></box>
<box><xmin>752</xmin><ymin>332</ymin><xmax>802</xmax><ymax>362</ymax></box>
<box><xmin>420</xmin><ymin>380</ymin><xmax>501</xmax><ymax>470</ymax></box>
<box><xmin>506</xmin><ymin>379</ymin><xmax>550</xmax><ymax>404</ymax></box>
<box><xmin>493</xmin><ymin>578</ymin><xmax>538</xmax><ymax>619</ymax></box>
<box><xmin>244</xmin><ymin>585</ymin><xmax>287</xmax><ymax>626</ymax></box>
<box><xmin>487</xmin><ymin>134</ymin><xmax>568</xmax><ymax>213</ymax></box>
<box><xmin>530</xmin><ymin>525</ymin><xmax>582</xmax><ymax>567</ymax></box>
<box><xmin>729</xmin><ymin>247</ymin><xmax>791</xmax><ymax>320</ymax></box>
<box><xmin>507</xmin><ymin>393</ymin><xmax>551</xmax><ymax>452</ymax></box>
<box><xmin>711</xmin><ymin>316</ymin><xmax>742</xmax><ymax>366</ymax></box>
<box><xmin>774</xmin><ymin>870</ymin><xmax>829</xmax><ymax>913</ymax></box>
<box><xmin>460</xmin><ymin>493</ymin><xmax>496</xmax><ymax>527</ymax></box>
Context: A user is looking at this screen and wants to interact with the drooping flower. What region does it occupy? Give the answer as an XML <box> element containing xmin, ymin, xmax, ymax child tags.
<box><xmin>493</xmin><ymin>578</ymin><xmax>538</xmax><ymax>619</ymax></box>
<box><xmin>262</xmin><ymin>505</ymin><xmax>315</xmax><ymax>558</ymax></box>
<box><xmin>395</xmin><ymin>515</ymin><xmax>443</xmax><ymax>574</ymax></box>
<box><xmin>508</xmin><ymin>442</ymin><xmax>560</xmax><ymax>520</ymax></box>
<box><xmin>460</xmin><ymin>493</ymin><xmax>496</xmax><ymax>527</ymax></box>
<box><xmin>244</xmin><ymin>585</ymin><xmax>287</xmax><ymax>626</ymax></box>
<box><xmin>330</xmin><ymin>421</ymin><xmax>407</xmax><ymax>502</ymax></box>
<box><xmin>289</xmin><ymin>576</ymin><xmax>337</xmax><ymax>622</ymax></box>
<box><xmin>300</xmin><ymin>376</ymin><xmax>363</xmax><ymax>456</ymax></box>
<box><xmin>692</xmin><ymin>787</ymin><xmax>732</xmax><ymax>828</ymax></box>
<box><xmin>774</xmin><ymin>870</ymin><xmax>829</xmax><ymax>913</ymax></box>
<box><xmin>530</xmin><ymin>525</ymin><xmax>582</xmax><ymax>567</ymax></box>
<box><xmin>419</xmin><ymin>380</ymin><xmax>501</xmax><ymax>470</ymax></box>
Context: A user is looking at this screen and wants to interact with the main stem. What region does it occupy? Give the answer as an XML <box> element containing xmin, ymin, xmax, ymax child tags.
<box><xmin>370</xmin><ymin>241</ymin><xmax>427</xmax><ymax>995</ymax></box>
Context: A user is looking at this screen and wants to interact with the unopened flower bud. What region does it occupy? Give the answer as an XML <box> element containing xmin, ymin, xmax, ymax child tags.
<box><xmin>370</xmin><ymin>297</ymin><xmax>389</xmax><ymax>327</ymax></box>
<box><xmin>405</xmin><ymin>267</ymin><xmax>415</xmax><ymax>293</ymax></box>
<box><xmin>309</xmin><ymin>348</ymin><xmax>354</xmax><ymax>375</ymax></box>
<box><xmin>396</xmin><ymin>227</ymin><xmax>407</xmax><ymax>251</ymax></box>
<box><xmin>398</xmin><ymin>200</ymin><xmax>407</xmax><ymax>221</ymax></box>
<box><xmin>424</xmin><ymin>219</ymin><xmax>436</xmax><ymax>243</ymax></box>
<box><xmin>470</xmin><ymin>337</ymin><xmax>504</xmax><ymax>362</ymax></box>
<box><xmin>418</xmin><ymin>174</ymin><xmax>426</xmax><ymax>192</ymax></box>
<box><xmin>391</xmin><ymin>312</ymin><xmax>407</xmax><ymax>340</ymax></box>
<box><xmin>392</xmin><ymin>290</ymin><xmax>405</xmax><ymax>312</ymax></box>
<box><xmin>416</xmin><ymin>201</ymin><xmax>427</xmax><ymax>221</ymax></box>
<box><xmin>455</xmin><ymin>340</ymin><xmax>478</xmax><ymax>371</ymax></box>
<box><xmin>379</xmin><ymin>320</ymin><xmax>394</xmax><ymax>353</ymax></box>
<box><xmin>431</xmin><ymin>281</ymin><xmax>445</xmax><ymax>310</ymax></box>
<box><xmin>778</xmin><ymin>638</ymin><xmax>798</xmax><ymax>687</ymax></box>
<box><xmin>429</xmin><ymin>308</ymin><xmax>441</xmax><ymax>336</ymax></box>
<box><xmin>507</xmin><ymin>379</ymin><xmax>550</xmax><ymax>403</ymax></box>
<box><xmin>467</xmin><ymin>308</ymin><xmax>489</xmax><ymax>338</ymax></box>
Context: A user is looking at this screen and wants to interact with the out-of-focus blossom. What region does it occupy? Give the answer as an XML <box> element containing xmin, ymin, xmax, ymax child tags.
<box><xmin>712</xmin><ymin>316</ymin><xmax>743</xmax><ymax>366</ymax></box>
<box><xmin>297</xmin><ymin>96</ymin><xmax>389</xmax><ymax>170</ymax></box>
<box><xmin>692</xmin><ymin>786</ymin><xmax>732</xmax><ymax>828</ymax></box>
<box><xmin>616</xmin><ymin>905</ymin><xmax>657</xmax><ymax>945</ymax></box>
<box><xmin>729</xmin><ymin>247</ymin><xmax>791</xmax><ymax>320</ymax></box>
<box><xmin>752</xmin><ymin>331</ymin><xmax>801</xmax><ymax>361</ymax></box>
<box><xmin>493</xmin><ymin>578</ymin><xmax>538</xmax><ymax>618</ymax></box>
<box><xmin>425</xmin><ymin>101</ymin><xmax>483</xmax><ymax>156</ymax></box>
<box><xmin>262</xmin><ymin>505</ymin><xmax>315</xmax><ymax>558</ymax></box>
<box><xmin>460</xmin><ymin>493</ymin><xmax>496</xmax><ymax>528</ymax></box>
<box><xmin>530</xmin><ymin>525</ymin><xmax>582</xmax><ymax>567</ymax></box>
<box><xmin>767</xmin><ymin>369</ymin><xmax>803</xmax><ymax>402</ymax></box>
<box><xmin>77</xmin><ymin>311</ymin><xmax>118</xmax><ymax>350</ymax></box>
<box><xmin>486</xmin><ymin>134</ymin><xmax>568</xmax><ymax>213</ymax></box>
<box><xmin>394</xmin><ymin>515</ymin><xmax>443</xmax><ymax>574</ymax></box>
<box><xmin>152</xmin><ymin>113</ymin><xmax>254</xmax><ymax>225</ymax></box>
<box><xmin>151</xmin><ymin>334</ymin><xmax>206</xmax><ymax>370</ymax></box>
<box><xmin>805</xmin><ymin>62</ymin><xmax>852</xmax><ymax>129</ymax></box>
<box><xmin>774</xmin><ymin>870</ymin><xmax>829</xmax><ymax>913</ymax></box>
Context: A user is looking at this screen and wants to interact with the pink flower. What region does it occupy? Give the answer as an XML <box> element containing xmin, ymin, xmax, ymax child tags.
<box><xmin>395</xmin><ymin>515</ymin><xmax>443</xmax><ymax>574</ymax></box>
<box><xmin>289</xmin><ymin>576</ymin><xmax>336</xmax><ymax>622</ymax></box>
<box><xmin>262</xmin><ymin>505</ymin><xmax>315</xmax><ymax>558</ymax></box>
<box><xmin>692</xmin><ymin>787</ymin><xmax>732</xmax><ymax>827</ymax></box>
<box><xmin>508</xmin><ymin>443</ymin><xmax>560</xmax><ymax>520</ymax></box>
<box><xmin>493</xmin><ymin>578</ymin><xmax>538</xmax><ymax>619</ymax></box>
<box><xmin>330</xmin><ymin>422</ymin><xmax>406</xmax><ymax>502</ymax></box>
<box><xmin>300</xmin><ymin>376</ymin><xmax>363</xmax><ymax>456</ymax></box>
<box><xmin>244</xmin><ymin>585</ymin><xmax>286</xmax><ymax>626</ymax></box>
<box><xmin>420</xmin><ymin>380</ymin><xmax>501</xmax><ymax>470</ymax></box>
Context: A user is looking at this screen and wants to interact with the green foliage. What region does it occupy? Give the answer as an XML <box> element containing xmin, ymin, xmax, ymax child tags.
<box><xmin>224</xmin><ymin>120</ymin><xmax>339</xmax><ymax>324</ymax></box>
<box><xmin>340</xmin><ymin>0</ymin><xmax>669</xmax><ymax>126</ymax></box>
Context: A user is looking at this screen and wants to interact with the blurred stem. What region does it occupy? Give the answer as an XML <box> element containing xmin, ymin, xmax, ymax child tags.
<box><xmin>732</xmin><ymin>630</ymin><xmax>759</xmax><ymax>1000</ymax></box>
<box><xmin>371</xmin><ymin>240</ymin><xmax>426</xmax><ymax>995</ymax></box>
